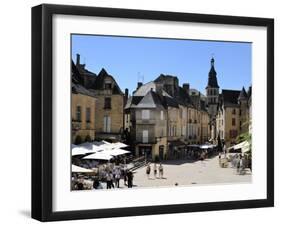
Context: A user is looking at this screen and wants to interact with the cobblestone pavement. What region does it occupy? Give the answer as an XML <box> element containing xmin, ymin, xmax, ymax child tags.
<box><xmin>130</xmin><ymin>155</ymin><xmax>252</xmax><ymax>188</ymax></box>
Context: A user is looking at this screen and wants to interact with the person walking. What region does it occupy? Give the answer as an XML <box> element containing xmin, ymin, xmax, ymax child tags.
<box><xmin>115</xmin><ymin>167</ymin><xmax>121</xmax><ymax>188</ymax></box>
<box><xmin>109</xmin><ymin>171</ymin><xmax>115</xmax><ymax>189</ymax></box>
<box><xmin>159</xmin><ymin>163</ymin><xmax>163</xmax><ymax>179</ymax></box>
<box><xmin>236</xmin><ymin>155</ymin><xmax>241</xmax><ymax>174</ymax></box>
<box><xmin>200</xmin><ymin>152</ymin><xmax>205</xmax><ymax>166</ymax></box>
<box><xmin>146</xmin><ymin>164</ymin><xmax>151</xmax><ymax>179</ymax></box>
<box><xmin>106</xmin><ymin>172</ymin><xmax>111</xmax><ymax>189</ymax></box>
<box><xmin>153</xmin><ymin>163</ymin><xmax>157</xmax><ymax>179</ymax></box>
<box><xmin>127</xmin><ymin>171</ymin><xmax>134</xmax><ymax>188</ymax></box>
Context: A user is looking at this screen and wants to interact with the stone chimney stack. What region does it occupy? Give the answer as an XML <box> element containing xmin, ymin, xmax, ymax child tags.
<box><xmin>137</xmin><ymin>82</ymin><xmax>143</xmax><ymax>89</ymax></box>
<box><xmin>76</xmin><ymin>54</ymin><xmax>80</xmax><ymax>65</ymax></box>
<box><xmin>125</xmin><ymin>88</ymin><xmax>129</xmax><ymax>99</ymax></box>
<box><xmin>183</xmin><ymin>83</ymin><xmax>190</xmax><ymax>95</ymax></box>
<box><xmin>124</xmin><ymin>88</ymin><xmax>129</xmax><ymax>108</ymax></box>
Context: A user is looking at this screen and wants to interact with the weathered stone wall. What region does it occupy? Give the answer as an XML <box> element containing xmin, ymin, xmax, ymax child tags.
<box><xmin>94</xmin><ymin>94</ymin><xmax>124</xmax><ymax>134</ymax></box>
<box><xmin>71</xmin><ymin>93</ymin><xmax>96</xmax><ymax>142</ymax></box>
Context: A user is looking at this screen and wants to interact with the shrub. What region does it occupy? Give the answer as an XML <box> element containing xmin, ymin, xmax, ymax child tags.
<box><xmin>75</xmin><ymin>135</ymin><xmax>83</xmax><ymax>145</ymax></box>
<box><xmin>85</xmin><ymin>135</ymin><xmax>92</xmax><ymax>142</ymax></box>
<box><xmin>154</xmin><ymin>155</ymin><xmax>159</xmax><ymax>162</ymax></box>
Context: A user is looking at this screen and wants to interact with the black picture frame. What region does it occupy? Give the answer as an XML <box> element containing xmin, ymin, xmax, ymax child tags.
<box><xmin>32</xmin><ymin>4</ymin><xmax>274</xmax><ymax>222</ymax></box>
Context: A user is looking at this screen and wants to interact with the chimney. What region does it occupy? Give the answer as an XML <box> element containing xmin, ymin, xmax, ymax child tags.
<box><xmin>137</xmin><ymin>82</ymin><xmax>143</xmax><ymax>89</ymax></box>
<box><xmin>76</xmin><ymin>54</ymin><xmax>80</xmax><ymax>65</ymax></box>
<box><xmin>155</xmin><ymin>83</ymin><xmax>163</xmax><ymax>95</ymax></box>
<box><xmin>125</xmin><ymin>88</ymin><xmax>129</xmax><ymax>99</ymax></box>
<box><xmin>183</xmin><ymin>83</ymin><xmax>190</xmax><ymax>95</ymax></box>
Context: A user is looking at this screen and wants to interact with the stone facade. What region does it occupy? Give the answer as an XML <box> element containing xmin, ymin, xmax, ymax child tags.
<box><xmin>125</xmin><ymin>74</ymin><xmax>211</xmax><ymax>160</ymax></box>
<box><xmin>125</xmin><ymin>90</ymin><xmax>168</xmax><ymax>161</ymax></box>
<box><xmin>72</xmin><ymin>93</ymin><xmax>96</xmax><ymax>143</ymax></box>
<box><xmin>94</xmin><ymin>94</ymin><xmax>124</xmax><ymax>138</ymax></box>
<box><xmin>71</xmin><ymin>61</ymin><xmax>97</xmax><ymax>144</ymax></box>
<box><xmin>74</xmin><ymin>55</ymin><xmax>124</xmax><ymax>141</ymax></box>
<box><xmin>216</xmin><ymin>88</ymin><xmax>251</xmax><ymax>147</ymax></box>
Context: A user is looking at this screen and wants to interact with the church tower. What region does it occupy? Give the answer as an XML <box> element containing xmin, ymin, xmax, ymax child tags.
<box><xmin>206</xmin><ymin>57</ymin><xmax>219</xmax><ymax>141</ymax></box>
<box><xmin>206</xmin><ymin>57</ymin><xmax>219</xmax><ymax>118</ymax></box>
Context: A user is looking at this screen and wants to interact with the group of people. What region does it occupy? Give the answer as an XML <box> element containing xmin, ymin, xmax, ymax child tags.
<box><xmin>104</xmin><ymin>167</ymin><xmax>134</xmax><ymax>189</ymax></box>
<box><xmin>146</xmin><ymin>163</ymin><xmax>164</xmax><ymax>179</ymax></box>
<box><xmin>218</xmin><ymin>152</ymin><xmax>251</xmax><ymax>175</ymax></box>
<box><xmin>230</xmin><ymin>154</ymin><xmax>250</xmax><ymax>175</ymax></box>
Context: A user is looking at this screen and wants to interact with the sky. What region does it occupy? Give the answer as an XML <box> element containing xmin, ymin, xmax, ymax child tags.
<box><xmin>71</xmin><ymin>34</ymin><xmax>252</xmax><ymax>95</ymax></box>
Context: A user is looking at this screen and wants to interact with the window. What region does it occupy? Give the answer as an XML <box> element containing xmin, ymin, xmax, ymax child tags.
<box><xmin>76</xmin><ymin>106</ymin><xmax>81</xmax><ymax>122</ymax></box>
<box><xmin>232</xmin><ymin>108</ymin><xmax>236</xmax><ymax>115</ymax></box>
<box><xmin>104</xmin><ymin>97</ymin><xmax>111</xmax><ymax>109</ymax></box>
<box><xmin>142</xmin><ymin>110</ymin><xmax>150</xmax><ymax>119</ymax></box>
<box><xmin>126</xmin><ymin>114</ymin><xmax>129</xmax><ymax>123</ymax></box>
<box><xmin>232</xmin><ymin>118</ymin><xmax>236</xmax><ymax>126</ymax></box>
<box><xmin>142</xmin><ymin>130</ymin><xmax>148</xmax><ymax>143</ymax></box>
<box><xmin>104</xmin><ymin>81</ymin><xmax>112</xmax><ymax>89</ymax></box>
<box><xmin>160</xmin><ymin>110</ymin><xmax>164</xmax><ymax>120</ymax></box>
<box><xmin>103</xmin><ymin>116</ymin><xmax>111</xmax><ymax>133</ymax></box>
<box><xmin>230</xmin><ymin>130</ymin><xmax>238</xmax><ymax>138</ymax></box>
<box><xmin>86</xmin><ymin>107</ymin><xmax>91</xmax><ymax>122</ymax></box>
<box><xmin>182</xmin><ymin>125</ymin><xmax>186</xmax><ymax>136</ymax></box>
<box><xmin>239</xmin><ymin>109</ymin><xmax>242</xmax><ymax>116</ymax></box>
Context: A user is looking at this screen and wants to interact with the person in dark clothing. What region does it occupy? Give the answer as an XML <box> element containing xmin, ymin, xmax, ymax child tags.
<box><xmin>77</xmin><ymin>182</ymin><xmax>84</xmax><ymax>190</ymax></box>
<box><xmin>93</xmin><ymin>178</ymin><xmax>100</xmax><ymax>189</ymax></box>
<box><xmin>127</xmin><ymin>171</ymin><xmax>134</xmax><ymax>188</ymax></box>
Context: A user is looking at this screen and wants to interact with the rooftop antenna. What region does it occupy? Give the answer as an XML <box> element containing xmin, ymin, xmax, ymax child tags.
<box><xmin>137</xmin><ymin>72</ymin><xmax>144</xmax><ymax>83</ymax></box>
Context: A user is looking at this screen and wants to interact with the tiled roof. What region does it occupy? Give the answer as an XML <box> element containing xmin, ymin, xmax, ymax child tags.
<box><xmin>127</xmin><ymin>91</ymin><xmax>165</xmax><ymax>109</ymax></box>
<box><xmin>71</xmin><ymin>62</ymin><xmax>95</xmax><ymax>97</ymax></box>
<box><xmin>238</xmin><ymin>87</ymin><xmax>248</xmax><ymax>100</ymax></box>
<box><xmin>91</xmin><ymin>68</ymin><xmax>123</xmax><ymax>95</ymax></box>
<box><xmin>221</xmin><ymin>89</ymin><xmax>241</xmax><ymax>105</ymax></box>
<box><xmin>72</xmin><ymin>83</ymin><xmax>96</xmax><ymax>98</ymax></box>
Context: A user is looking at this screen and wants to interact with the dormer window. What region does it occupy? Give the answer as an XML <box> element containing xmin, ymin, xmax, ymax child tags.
<box><xmin>104</xmin><ymin>81</ymin><xmax>112</xmax><ymax>90</ymax></box>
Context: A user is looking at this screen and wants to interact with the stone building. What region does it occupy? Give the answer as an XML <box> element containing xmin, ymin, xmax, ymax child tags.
<box><xmin>125</xmin><ymin>74</ymin><xmax>210</xmax><ymax>160</ymax></box>
<box><xmin>216</xmin><ymin>88</ymin><xmax>250</xmax><ymax>147</ymax></box>
<box><xmin>124</xmin><ymin>82</ymin><xmax>168</xmax><ymax>161</ymax></box>
<box><xmin>75</xmin><ymin>54</ymin><xmax>124</xmax><ymax>141</ymax></box>
<box><xmin>71</xmin><ymin>62</ymin><xmax>96</xmax><ymax>144</ymax></box>
<box><xmin>189</xmin><ymin>88</ymin><xmax>210</xmax><ymax>144</ymax></box>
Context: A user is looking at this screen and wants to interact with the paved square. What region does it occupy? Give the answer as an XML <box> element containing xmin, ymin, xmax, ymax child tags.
<box><xmin>131</xmin><ymin>155</ymin><xmax>251</xmax><ymax>188</ymax></box>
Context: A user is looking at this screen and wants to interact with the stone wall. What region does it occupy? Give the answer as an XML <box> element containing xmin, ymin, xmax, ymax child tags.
<box><xmin>94</xmin><ymin>94</ymin><xmax>124</xmax><ymax>135</ymax></box>
<box><xmin>71</xmin><ymin>93</ymin><xmax>96</xmax><ymax>143</ymax></box>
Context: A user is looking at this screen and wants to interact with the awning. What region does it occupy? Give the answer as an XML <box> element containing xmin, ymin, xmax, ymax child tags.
<box><xmin>104</xmin><ymin>148</ymin><xmax>130</xmax><ymax>156</ymax></box>
<box><xmin>72</xmin><ymin>147</ymin><xmax>96</xmax><ymax>156</ymax></box>
<box><xmin>200</xmin><ymin>144</ymin><xmax>216</xmax><ymax>149</ymax></box>
<box><xmin>72</xmin><ymin>164</ymin><xmax>94</xmax><ymax>173</ymax></box>
<box><xmin>72</xmin><ymin>142</ymin><xmax>104</xmax><ymax>156</ymax></box>
<box><xmin>83</xmin><ymin>152</ymin><xmax>113</xmax><ymax>161</ymax></box>
<box><xmin>228</xmin><ymin>141</ymin><xmax>250</xmax><ymax>153</ymax></box>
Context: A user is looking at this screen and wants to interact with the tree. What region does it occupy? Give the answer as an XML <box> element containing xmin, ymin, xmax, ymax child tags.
<box><xmin>74</xmin><ymin>135</ymin><xmax>83</xmax><ymax>145</ymax></box>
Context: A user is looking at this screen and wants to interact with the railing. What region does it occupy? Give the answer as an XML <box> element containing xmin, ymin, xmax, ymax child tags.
<box><xmin>129</xmin><ymin>156</ymin><xmax>147</xmax><ymax>171</ymax></box>
<box><xmin>136</xmin><ymin>119</ymin><xmax>156</xmax><ymax>124</ymax></box>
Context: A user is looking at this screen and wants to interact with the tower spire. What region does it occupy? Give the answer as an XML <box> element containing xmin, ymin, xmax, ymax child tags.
<box><xmin>206</xmin><ymin>57</ymin><xmax>219</xmax><ymax>89</ymax></box>
<box><xmin>211</xmin><ymin>57</ymin><xmax>215</xmax><ymax>67</ymax></box>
